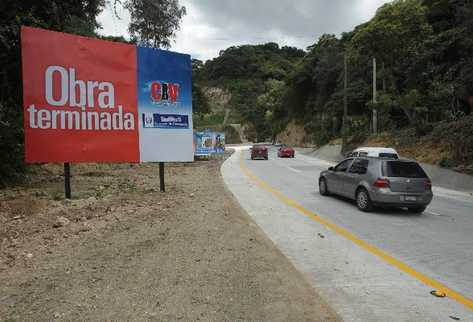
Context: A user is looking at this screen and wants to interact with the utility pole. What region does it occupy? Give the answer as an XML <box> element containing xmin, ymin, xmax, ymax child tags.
<box><xmin>372</xmin><ymin>57</ymin><xmax>378</xmax><ymax>134</ymax></box>
<box><xmin>342</xmin><ymin>53</ymin><xmax>348</xmax><ymax>149</ymax></box>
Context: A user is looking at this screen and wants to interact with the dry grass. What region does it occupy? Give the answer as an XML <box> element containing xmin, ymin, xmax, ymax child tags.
<box><xmin>364</xmin><ymin>135</ymin><xmax>451</xmax><ymax>164</ymax></box>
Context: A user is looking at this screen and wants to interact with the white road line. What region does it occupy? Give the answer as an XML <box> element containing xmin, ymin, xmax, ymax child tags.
<box><xmin>433</xmin><ymin>187</ymin><xmax>473</xmax><ymax>203</ymax></box>
<box><xmin>286</xmin><ymin>166</ymin><xmax>302</xmax><ymax>173</ymax></box>
<box><xmin>425</xmin><ymin>210</ymin><xmax>443</xmax><ymax>217</ymax></box>
<box><xmin>295</xmin><ymin>154</ymin><xmax>335</xmax><ymax>167</ymax></box>
<box><xmin>267</xmin><ymin>154</ymin><xmax>305</xmax><ymax>175</ymax></box>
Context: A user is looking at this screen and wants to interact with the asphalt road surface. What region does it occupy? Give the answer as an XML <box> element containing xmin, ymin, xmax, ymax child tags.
<box><xmin>222</xmin><ymin>146</ymin><xmax>473</xmax><ymax>322</ymax></box>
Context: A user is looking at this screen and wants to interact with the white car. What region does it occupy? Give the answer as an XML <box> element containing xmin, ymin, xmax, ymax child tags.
<box><xmin>349</xmin><ymin>147</ymin><xmax>399</xmax><ymax>159</ymax></box>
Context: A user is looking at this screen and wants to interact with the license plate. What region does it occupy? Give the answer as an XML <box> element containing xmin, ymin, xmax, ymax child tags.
<box><xmin>404</xmin><ymin>196</ymin><xmax>417</xmax><ymax>201</ymax></box>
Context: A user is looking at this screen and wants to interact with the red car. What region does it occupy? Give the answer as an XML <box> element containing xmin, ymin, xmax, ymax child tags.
<box><xmin>251</xmin><ymin>145</ymin><xmax>268</xmax><ymax>160</ymax></box>
<box><xmin>277</xmin><ymin>146</ymin><xmax>295</xmax><ymax>158</ymax></box>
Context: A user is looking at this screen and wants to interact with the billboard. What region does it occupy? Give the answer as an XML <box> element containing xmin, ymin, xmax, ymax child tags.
<box><xmin>21</xmin><ymin>26</ymin><xmax>193</xmax><ymax>163</ymax></box>
<box><xmin>194</xmin><ymin>131</ymin><xmax>225</xmax><ymax>156</ymax></box>
<box><xmin>194</xmin><ymin>131</ymin><xmax>214</xmax><ymax>156</ymax></box>
<box><xmin>213</xmin><ymin>132</ymin><xmax>225</xmax><ymax>154</ymax></box>
<box><xmin>137</xmin><ymin>47</ymin><xmax>193</xmax><ymax>161</ymax></box>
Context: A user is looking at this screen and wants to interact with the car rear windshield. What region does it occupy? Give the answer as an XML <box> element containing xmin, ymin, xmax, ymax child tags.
<box><xmin>379</xmin><ymin>153</ymin><xmax>399</xmax><ymax>159</ymax></box>
<box><xmin>382</xmin><ymin>161</ymin><xmax>427</xmax><ymax>178</ymax></box>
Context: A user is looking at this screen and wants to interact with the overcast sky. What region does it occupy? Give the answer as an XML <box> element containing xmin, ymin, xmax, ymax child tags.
<box><xmin>98</xmin><ymin>0</ymin><xmax>390</xmax><ymax>61</ymax></box>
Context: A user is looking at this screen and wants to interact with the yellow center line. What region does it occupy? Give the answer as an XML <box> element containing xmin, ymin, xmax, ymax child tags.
<box><xmin>239</xmin><ymin>152</ymin><xmax>473</xmax><ymax>311</ymax></box>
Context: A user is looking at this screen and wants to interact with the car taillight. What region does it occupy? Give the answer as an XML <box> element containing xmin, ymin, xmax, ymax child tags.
<box><xmin>373</xmin><ymin>178</ymin><xmax>390</xmax><ymax>188</ymax></box>
<box><xmin>425</xmin><ymin>180</ymin><xmax>432</xmax><ymax>189</ymax></box>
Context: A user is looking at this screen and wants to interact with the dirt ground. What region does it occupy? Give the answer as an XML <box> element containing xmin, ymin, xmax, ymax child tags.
<box><xmin>276</xmin><ymin>121</ymin><xmax>313</xmax><ymax>147</ymax></box>
<box><xmin>0</xmin><ymin>152</ymin><xmax>339</xmax><ymax>322</ymax></box>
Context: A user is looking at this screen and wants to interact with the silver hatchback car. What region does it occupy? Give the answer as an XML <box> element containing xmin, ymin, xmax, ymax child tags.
<box><xmin>318</xmin><ymin>157</ymin><xmax>433</xmax><ymax>212</ymax></box>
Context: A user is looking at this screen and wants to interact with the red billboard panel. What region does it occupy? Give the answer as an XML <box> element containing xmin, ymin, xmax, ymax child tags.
<box><xmin>21</xmin><ymin>26</ymin><xmax>140</xmax><ymax>163</ymax></box>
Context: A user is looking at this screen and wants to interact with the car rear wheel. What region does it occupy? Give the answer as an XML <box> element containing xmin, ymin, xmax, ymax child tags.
<box><xmin>356</xmin><ymin>188</ymin><xmax>373</xmax><ymax>212</ymax></box>
<box><xmin>408</xmin><ymin>206</ymin><xmax>426</xmax><ymax>213</ymax></box>
<box><xmin>319</xmin><ymin>178</ymin><xmax>330</xmax><ymax>196</ymax></box>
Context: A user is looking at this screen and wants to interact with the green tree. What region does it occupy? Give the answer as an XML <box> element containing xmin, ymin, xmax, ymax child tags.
<box><xmin>351</xmin><ymin>0</ymin><xmax>433</xmax><ymax>125</ymax></box>
<box><xmin>279</xmin><ymin>34</ymin><xmax>352</xmax><ymax>143</ymax></box>
<box><xmin>192</xmin><ymin>83</ymin><xmax>210</xmax><ymax>119</ymax></box>
<box><xmin>257</xmin><ymin>80</ymin><xmax>285</xmax><ymax>140</ymax></box>
<box><xmin>124</xmin><ymin>0</ymin><xmax>186</xmax><ymax>48</ymax></box>
<box><xmin>194</xmin><ymin>0</ymin><xmax>473</xmax><ymax>146</ymax></box>
<box><xmin>195</xmin><ymin>43</ymin><xmax>304</xmax><ymax>141</ymax></box>
<box><xmin>423</xmin><ymin>0</ymin><xmax>473</xmax><ymax>115</ymax></box>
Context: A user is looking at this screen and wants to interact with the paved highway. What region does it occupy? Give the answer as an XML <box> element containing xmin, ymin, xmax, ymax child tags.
<box><xmin>222</xmin><ymin>146</ymin><xmax>473</xmax><ymax>322</ymax></box>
